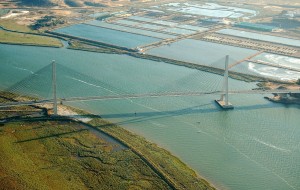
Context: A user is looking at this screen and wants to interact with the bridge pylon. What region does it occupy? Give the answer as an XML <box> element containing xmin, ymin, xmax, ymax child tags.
<box><xmin>52</xmin><ymin>60</ymin><xmax>58</xmax><ymax>116</ymax></box>
<box><xmin>215</xmin><ymin>55</ymin><xmax>234</xmax><ymax>109</ymax></box>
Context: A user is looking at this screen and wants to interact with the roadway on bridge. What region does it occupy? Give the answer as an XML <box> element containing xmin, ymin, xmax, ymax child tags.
<box><xmin>1</xmin><ymin>89</ymin><xmax>299</xmax><ymax>108</ymax></box>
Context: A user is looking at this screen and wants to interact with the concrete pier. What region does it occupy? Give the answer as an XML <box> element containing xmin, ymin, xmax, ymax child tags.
<box><xmin>215</xmin><ymin>100</ymin><xmax>234</xmax><ymax>109</ymax></box>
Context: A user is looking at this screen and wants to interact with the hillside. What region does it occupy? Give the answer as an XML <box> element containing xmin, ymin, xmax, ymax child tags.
<box><xmin>0</xmin><ymin>0</ymin><xmax>153</xmax><ymax>8</ymax></box>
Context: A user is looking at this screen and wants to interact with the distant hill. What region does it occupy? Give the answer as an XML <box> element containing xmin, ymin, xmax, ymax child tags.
<box><xmin>14</xmin><ymin>0</ymin><xmax>132</xmax><ymax>7</ymax></box>
<box><xmin>10</xmin><ymin>0</ymin><xmax>148</xmax><ymax>8</ymax></box>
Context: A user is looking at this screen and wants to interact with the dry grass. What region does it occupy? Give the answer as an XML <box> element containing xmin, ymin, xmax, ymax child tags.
<box><xmin>0</xmin><ymin>119</ymin><xmax>172</xmax><ymax>190</ymax></box>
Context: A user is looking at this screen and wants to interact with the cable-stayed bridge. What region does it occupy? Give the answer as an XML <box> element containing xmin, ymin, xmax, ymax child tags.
<box><xmin>1</xmin><ymin>56</ymin><xmax>299</xmax><ymax>114</ymax></box>
<box><xmin>1</xmin><ymin>89</ymin><xmax>299</xmax><ymax>107</ymax></box>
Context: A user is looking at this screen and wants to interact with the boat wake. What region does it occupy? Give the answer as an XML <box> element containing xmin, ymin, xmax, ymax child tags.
<box><xmin>253</xmin><ymin>137</ymin><xmax>291</xmax><ymax>153</ymax></box>
<box><xmin>67</xmin><ymin>76</ymin><xmax>117</xmax><ymax>94</ymax></box>
<box><xmin>13</xmin><ymin>66</ymin><xmax>35</xmax><ymax>74</ymax></box>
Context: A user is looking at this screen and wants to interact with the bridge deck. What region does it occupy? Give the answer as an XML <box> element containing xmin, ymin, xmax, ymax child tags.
<box><xmin>228</xmin><ymin>50</ymin><xmax>264</xmax><ymax>69</ymax></box>
<box><xmin>1</xmin><ymin>90</ymin><xmax>299</xmax><ymax>108</ymax></box>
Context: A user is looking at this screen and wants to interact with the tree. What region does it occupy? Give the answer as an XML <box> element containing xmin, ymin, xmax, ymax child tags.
<box><xmin>296</xmin><ymin>79</ymin><xmax>300</xmax><ymax>85</ymax></box>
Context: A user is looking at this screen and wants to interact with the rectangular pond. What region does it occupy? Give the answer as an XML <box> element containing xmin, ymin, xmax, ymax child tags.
<box><xmin>115</xmin><ymin>19</ymin><xmax>166</xmax><ymax>30</ymax></box>
<box><xmin>86</xmin><ymin>20</ymin><xmax>176</xmax><ymax>39</ymax></box>
<box><xmin>128</xmin><ymin>15</ymin><xmax>155</xmax><ymax>22</ymax></box>
<box><xmin>151</xmin><ymin>20</ymin><xmax>178</xmax><ymax>27</ymax></box>
<box><xmin>54</xmin><ymin>24</ymin><xmax>161</xmax><ymax>48</ymax></box>
<box><xmin>176</xmin><ymin>24</ymin><xmax>209</xmax><ymax>32</ymax></box>
<box><xmin>217</xmin><ymin>29</ymin><xmax>300</xmax><ymax>48</ymax></box>
<box><xmin>251</xmin><ymin>53</ymin><xmax>300</xmax><ymax>70</ymax></box>
<box><xmin>147</xmin><ymin>39</ymin><xmax>258</xmax><ymax>69</ymax></box>
<box><xmin>139</xmin><ymin>23</ymin><xmax>166</xmax><ymax>30</ymax></box>
<box><xmin>161</xmin><ymin>28</ymin><xmax>196</xmax><ymax>35</ymax></box>
<box><xmin>115</xmin><ymin>19</ymin><xmax>142</xmax><ymax>26</ymax></box>
<box><xmin>161</xmin><ymin>2</ymin><xmax>256</xmax><ymax>18</ymax></box>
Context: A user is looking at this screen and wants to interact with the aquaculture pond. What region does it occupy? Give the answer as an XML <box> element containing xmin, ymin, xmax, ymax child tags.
<box><xmin>54</xmin><ymin>24</ymin><xmax>161</xmax><ymax>48</ymax></box>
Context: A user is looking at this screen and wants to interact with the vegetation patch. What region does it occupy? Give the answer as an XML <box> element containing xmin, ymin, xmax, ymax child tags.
<box><xmin>0</xmin><ymin>119</ymin><xmax>174</xmax><ymax>189</ymax></box>
<box><xmin>95</xmin><ymin>14</ymin><xmax>112</xmax><ymax>21</ymax></box>
<box><xmin>0</xmin><ymin>19</ymin><xmax>33</xmax><ymax>33</ymax></box>
<box><xmin>30</xmin><ymin>16</ymin><xmax>65</xmax><ymax>30</ymax></box>
<box><xmin>68</xmin><ymin>40</ymin><xmax>126</xmax><ymax>54</ymax></box>
<box><xmin>0</xmin><ymin>30</ymin><xmax>62</xmax><ymax>47</ymax></box>
<box><xmin>0</xmin><ymin>9</ymin><xmax>10</xmax><ymax>16</ymax></box>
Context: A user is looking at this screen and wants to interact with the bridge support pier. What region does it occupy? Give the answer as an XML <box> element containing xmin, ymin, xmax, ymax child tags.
<box><xmin>215</xmin><ymin>55</ymin><xmax>234</xmax><ymax>109</ymax></box>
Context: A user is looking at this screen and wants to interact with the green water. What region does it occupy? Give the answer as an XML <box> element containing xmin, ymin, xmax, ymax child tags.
<box><xmin>0</xmin><ymin>44</ymin><xmax>299</xmax><ymax>190</ymax></box>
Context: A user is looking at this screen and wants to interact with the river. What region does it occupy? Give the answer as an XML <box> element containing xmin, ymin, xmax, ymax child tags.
<box><xmin>0</xmin><ymin>43</ymin><xmax>299</xmax><ymax>190</ymax></box>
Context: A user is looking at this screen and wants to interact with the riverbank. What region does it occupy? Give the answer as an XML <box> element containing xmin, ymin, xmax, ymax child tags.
<box><xmin>0</xmin><ymin>91</ymin><xmax>216</xmax><ymax>190</ymax></box>
<box><xmin>0</xmin><ymin>18</ymin><xmax>64</xmax><ymax>47</ymax></box>
<box><xmin>265</xmin><ymin>95</ymin><xmax>300</xmax><ymax>105</ymax></box>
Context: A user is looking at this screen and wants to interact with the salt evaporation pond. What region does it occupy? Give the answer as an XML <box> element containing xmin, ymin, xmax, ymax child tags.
<box><xmin>161</xmin><ymin>2</ymin><xmax>256</xmax><ymax>18</ymax></box>
<box><xmin>147</xmin><ymin>39</ymin><xmax>258</xmax><ymax>68</ymax></box>
<box><xmin>86</xmin><ymin>20</ymin><xmax>176</xmax><ymax>39</ymax></box>
<box><xmin>252</xmin><ymin>53</ymin><xmax>300</xmax><ymax>70</ymax></box>
<box><xmin>231</xmin><ymin>62</ymin><xmax>300</xmax><ymax>81</ymax></box>
<box><xmin>161</xmin><ymin>28</ymin><xmax>196</xmax><ymax>35</ymax></box>
<box><xmin>139</xmin><ymin>23</ymin><xmax>166</xmax><ymax>30</ymax></box>
<box><xmin>151</xmin><ymin>20</ymin><xmax>178</xmax><ymax>27</ymax></box>
<box><xmin>218</xmin><ymin>29</ymin><xmax>300</xmax><ymax>48</ymax></box>
<box><xmin>1</xmin><ymin>43</ymin><xmax>300</xmax><ymax>190</ymax></box>
<box><xmin>176</xmin><ymin>24</ymin><xmax>209</xmax><ymax>32</ymax></box>
<box><xmin>115</xmin><ymin>19</ymin><xmax>142</xmax><ymax>26</ymax></box>
<box><xmin>116</xmin><ymin>19</ymin><xmax>165</xmax><ymax>30</ymax></box>
<box><xmin>128</xmin><ymin>15</ymin><xmax>155</xmax><ymax>22</ymax></box>
<box><xmin>54</xmin><ymin>24</ymin><xmax>161</xmax><ymax>48</ymax></box>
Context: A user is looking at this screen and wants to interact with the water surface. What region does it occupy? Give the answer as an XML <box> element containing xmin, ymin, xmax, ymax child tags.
<box><xmin>86</xmin><ymin>20</ymin><xmax>176</xmax><ymax>39</ymax></box>
<box><xmin>54</xmin><ymin>24</ymin><xmax>160</xmax><ymax>48</ymax></box>
<box><xmin>147</xmin><ymin>39</ymin><xmax>258</xmax><ymax>68</ymax></box>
